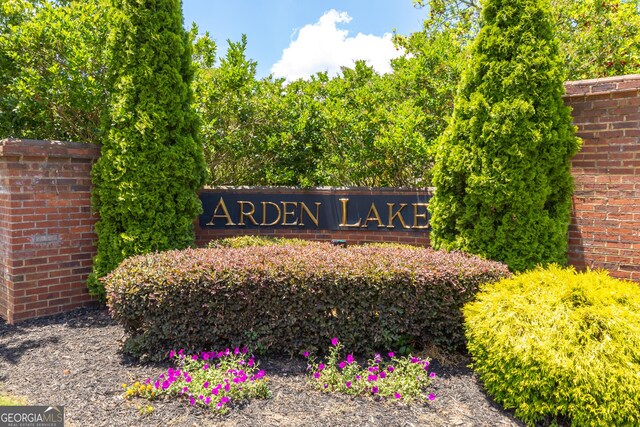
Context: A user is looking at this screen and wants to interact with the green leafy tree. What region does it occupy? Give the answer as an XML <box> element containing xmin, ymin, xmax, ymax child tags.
<box><xmin>429</xmin><ymin>0</ymin><xmax>581</xmax><ymax>271</ymax></box>
<box><xmin>412</xmin><ymin>0</ymin><xmax>640</xmax><ymax>79</ymax></box>
<box><xmin>89</xmin><ymin>0</ymin><xmax>207</xmax><ymax>298</ymax></box>
<box><xmin>0</xmin><ymin>0</ymin><xmax>108</xmax><ymax>142</ymax></box>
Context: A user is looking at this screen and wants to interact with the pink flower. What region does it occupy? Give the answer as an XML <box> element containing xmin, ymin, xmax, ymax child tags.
<box><xmin>371</xmin><ymin>386</ymin><xmax>379</xmax><ymax>394</ymax></box>
<box><xmin>241</xmin><ymin>346</ymin><xmax>248</xmax><ymax>354</ymax></box>
<box><xmin>189</xmin><ymin>396</ymin><xmax>195</xmax><ymax>406</ymax></box>
<box><xmin>395</xmin><ymin>392</ymin><xmax>401</xmax><ymax>399</ymax></box>
<box><xmin>367</xmin><ymin>374</ymin><xmax>378</xmax><ymax>382</ymax></box>
<box><xmin>248</xmin><ymin>358</ymin><xmax>255</xmax><ymax>367</ymax></box>
<box><xmin>205</xmin><ymin>396</ymin><xmax>211</xmax><ymax>404</ymax></box>
<box><xmin>387</xmin><ymin>365</ymin><xmax>395</xmax><ymax>373</ymax></box>
<box><xmin>169</xmin><ymin>350</ymin><xmax>175</xmax><ymax>359</ymax></box>
<box><xmin>314</xmin><ymin>372</ymin><xmax>320</xmax><ymax>379</ymax></box>
<box><xmin>429</xmin><ymin>372</ymin><xmax>436</xmax><ymax>378</ymax></box>
<box><xmin>428</xmin><ymin>393</ymin><xmax>436</xmax><ymax>401</ymax></box>
<box><xmin>388</xmin><ymin>352</ymin><xmax>395</xmax><ymax>358</ymax></box>
<box><xmin>234</xmin><ymin>347</ymin><xmax>240</xmax><ymax>355</ymax></box>
<box><xmin>303</xmin><ymin>351</ymin><xmax>309</xmax><ymax>358</ymax></box>
<box><xmin>346</xmin><ymin>354</ymin><xmax>355</xmax><ymax>364</ymax></box>
<box><xmin>339</xmin><ymin>361</ymin><xmax>347</xmax><ymax>370</ymax></box>
<box><xmin>203</xmin><ymin>364</ymin><xmax>209</xmax><ymax>370</ymax></box>
<box><xmin>379</xmin><ymin>371</ymin><xmax>386</xmax><ymax>379</ymax></box>
<box><xmin>331</xmin><ymin>337</ymin><xmax>339</xmax><ymax>346</ymax></box>
<box><xmin>346</xmin><ymin>381</ymin><xmax>352</xmax><ymax>388</ymax></box>
<box><xmin>318</xmin><ymin>363</ymin><xmax>325</xmax><ymax>371</ymax></box>
<box><xmin>411</xmin><ymin>357</ymin><xmax>420</xmax><ymax>363</ymax></box>
<box><xmin>203</xmin><ymin>381</ymin><xmax>209</xmax><ymax>389</ymax></box>
<box><xmin>224</xmin><ymin>383</ymin><xmax>230</xmax><ymax>392</ymax></box>
<box><xmin>192</xmin><ymin>355</ymin><xmax>199</xmax><ymax>361</ymax></box>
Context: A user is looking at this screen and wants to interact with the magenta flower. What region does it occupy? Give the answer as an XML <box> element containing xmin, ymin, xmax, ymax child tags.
<box><xmin>205</xmin><ymin>396</ymin><xmax>211</xmax><ymax>404</ymax></box>
<box><xmin>346</xmin><ymin>381</ymin><xmax>352</xmax><ymax>388</ymax></box>
<box><xmin>169</xmin><ymin>350</ymin><xmax>175</xmax><ymax>359</ymax></box>
<box><xmin>211</xmin><ymin>386</ymin><xmax>220</xmax><ymax>396</ymax></box>
<box><xmin>388</xmin><ymin>352</ymin><xmax>395</xmax><ymax>358</ymax></box>
<box><xmin>303</xmin><ymin>351</ymin><xmax>309</xmax><ymax>358</ymax></box>
<box><xmin>192</xmin><ymin>355</ymin><xmax>199</xmax><ymax>361</ymax></box>
<box><xmin>356</xmin><ymin>375</ymin><xmax>361</xmax><ymax>380</ymax></box>
<box><xmin>374</xmin><ymin>354</ymin><xmax>381</xmax><ymax>362</ymax></box>
<box><xmin>182</xmin><ymin>386</ymin><xmax>189</xmax><ymax>393</ymax></box>
<box><xmin>189</xmin><ymin>396</ymin><xmax>195</xmax><ymax>406</ymax></box>
<box><xmin>428</xmin><ymin>393</ymin><xmax>436</xmax><ymax>401</ymax></box>
<box><xmin>411</xmin><ymin>357</ymin><xmax>420</xmax><ymax>363</ymax></box>
<box><xmin>248</xmin><ymin>358</ymin><xmax>255</xmax><ymax>367</ymax></box>
<box><xmin>154</xmin><ymin>380</ymin><xmax>160</xmax><ymax>389</ymax></box>
<box><xmin>331</xmin><ymin>337</ymin><xmax>339</xmax><ymax>346</ymax></box>
<box><xmin>162</xmin><ymin>380</ymin><xmax>170</xmax><ymax>390</ymax></box>
<box><xmin>367</xmin><ymin>374</ymin><xmax>378</xmax><ymax>382</ymax></box>
<box><xmin>387</xmin><ymin>365</ymin><xmax>395</xmax><ymax>373</ymax></box>
<box><xmin>202</xmin><ymin>353</ymin><xmax>210</xmax><ymax>361</ymax></box>
<box><xmin>429</xmin><ymin>372</ymin><xmax>436</xmax><ymax>378</ymax></box>
<box><xmin>371</xmin><ymin>386</ymin><xmax>379</xmax><ymax>394</ymax></box>
<box><xmin>234</xmin><ymin>347</ymin><xmax>240</xmax><ymax>355</ymax></box>
<box><xmin>379</xmin><ymin>371</ymin><xmax>386</xmax><ymax>379</ymax></box>
<box><xmin>178</xmin><ymin>349</ymin><xmax>184</xmax><ymax>355</ymax></box>
<box><xmin>346</xmin><ymin>354</ymin><xmax>355</xmax><ymax>364</ymax></box>
<box><xmin>203</xmin><ymin>381</ymin><xmax>209</xmax><ymax>389</ymax></box>
<box><xmin>368</xmin><ymin>366</ymin><xmax>379</xmax><ymax>372</ymax></box>
<box><xmin>224</xmin><ymin>383</ymin><xmax>230</xmax><ymax>392</ymax></box>
<box><xmin>395</xmin><ymin>392</ymin><xmax>401</xmax><ymax>399</ymax></box>
<box><xmin>199</xmin><ymin>394</ymin><xmax>204</xmax><ymax>400</ymax></box>
<box><xmin>318</xmin><ymin>363</ymin><xmax>325</xmax><ymax>371</ymax></box>
<box><xmin>241</xmin><ymin>346</ymin><xmax>248</xmax><ymax>354</ymax></box>
<box><xmin>424</xmin><ymin>361</ymin><xmax>430</xmax><ymax>369</ymax></box>
<box><xmin>203</xmin><ymin>364</ymin><xmax>209</xmax><ymax>370</ymax></box>
<box><xmin>185</xmin><ymin>377</ymin><xmax>192</xmax><ymax>383</ymax></box>
<box><xmin>314</xmin><ymin>372</ymin><xmax>320</xmax><ymax>379</ymax></box>
<box><xmin>324</xmin><ymin>384</ymin><xmax>328</xmax><ymax>389</ymax></box>
<box><xmin>339</xmin><ymin>361</ymin><xmax>347</xmax><ymax>370</ymax></box>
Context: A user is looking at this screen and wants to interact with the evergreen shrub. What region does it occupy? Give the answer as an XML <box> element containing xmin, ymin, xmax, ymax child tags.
<box><xmin>104</xmin><ymin>243</ymin><xmax>509</xmax><ymax>360</ymax></box>
<box><xmin>88</xmin><ymin>0</ymin><xmax>207</xmax><ymax>299</ymax></box>
<box><xmin>429</xmin><ymin>0</ymin><xmax>581</xmax><ymax>271</ymax></box>
<box><xmin>464</xmin><ymin>266</ymin><xmax>640</xmax><ymax>426</ymax></box>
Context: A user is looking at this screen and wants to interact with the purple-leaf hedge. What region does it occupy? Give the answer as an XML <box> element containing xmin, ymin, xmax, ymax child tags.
<box><xmin>104</xmin><ymin>243</ymin><xmax>509</xmax><ymax>360</ymax></box>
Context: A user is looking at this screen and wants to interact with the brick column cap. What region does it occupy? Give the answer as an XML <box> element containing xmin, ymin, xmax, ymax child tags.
<box><xmin>564</xmin><ymin>74</ymin><xmax>640</xmax><ymax>97</ymax></box>
<box><xmin>0</xmin><ymin>138</ymin><xmax>100</xmax><ymax>159</ymax></box>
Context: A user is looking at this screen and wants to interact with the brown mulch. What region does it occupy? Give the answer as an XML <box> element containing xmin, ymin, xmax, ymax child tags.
<box><xmin>0</xmin><ymin>308</ymin><xmax>524</xmax><ymax>427</ymax></box>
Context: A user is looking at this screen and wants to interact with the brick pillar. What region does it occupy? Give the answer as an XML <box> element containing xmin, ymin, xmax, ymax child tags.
<box><xmin>0</xmin><ymin>139</ymin><xmax>100</xmax><ymax>323</ymax></box>
<box><xmin>564</xmin><ymin>75</ymin><xmax>640</xmax><ymax>282</ymax></box>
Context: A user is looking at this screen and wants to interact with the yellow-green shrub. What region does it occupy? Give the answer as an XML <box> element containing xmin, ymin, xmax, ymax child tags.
<box><xmin>464</xmin><ymin>265</ymin><xmax>640</xmax><ymax>426</ymax></box>
<box><xmin>208</xmin><ymin>235</ymin><xmax>311</xmax><ymax>248</ymax></box>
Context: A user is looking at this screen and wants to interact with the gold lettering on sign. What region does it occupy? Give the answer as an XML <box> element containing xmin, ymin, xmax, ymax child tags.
<box><xmin>412</xmin><ymin>203</ymin><xmax>429</xmax><ymax>229</ymax></box>
<box><xmin>387</xmin><ymin>203</ymin><xmax>410</xmax><ymax>229</ymax></box>
<box><xmin>206</xmin><ymin>197</ymin><xmax>235</xmax><ymax>226</ymax></box>
<box><xmin>281</xmin><ymin>201</ymin><xmax>298</xmax><ymax>226</ymax></box>
<box><xmin>362</xmin><ymin>203</ymin><xmax>384</xmax><ymax>228</ymax></box>
<box><xmin>339</xmin><ymin>198</ymin><xmax>361</xmax><ymax>227</ymax></box>
<box><xmin>299</xmin><ymin>202</ymin><xmax>321</xmax><ymax>227</ymax></box>
<box><xmin>260</xmin><ymin>201</ymin><xmax>281</xmax><ymax>226</ymax></box>
<box><xmin>238</xmin><ymin>201</ymin><xmax>258</xmax><ymax>226</ymax></box>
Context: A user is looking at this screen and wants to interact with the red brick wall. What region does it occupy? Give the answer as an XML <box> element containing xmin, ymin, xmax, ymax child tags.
<box><xmin>0</xmin><ymin>139</ymin><xmax>100</xmax><ymax>323</ymax></box>
<box><xmin>565</xmin><ymin>75</ymin><xmax>640</xmax><ymax>282</ymax></box>
<box><xmin>195</xmin><ymin>187</ymin><xmax>432</xmax><ymax>247</ymax></box>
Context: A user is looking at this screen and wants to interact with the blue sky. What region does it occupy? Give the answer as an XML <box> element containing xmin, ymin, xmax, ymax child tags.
<box><xmin>182</xmin><ymin>0</ymin><xmax>426</xmax><ymax>80</ymax></box>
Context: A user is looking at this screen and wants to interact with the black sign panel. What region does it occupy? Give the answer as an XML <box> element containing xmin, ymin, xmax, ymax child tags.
<box><xmin>199</xmin><ymin>191</ymin><xmax>432</xmax><ymax>232</ymax></box>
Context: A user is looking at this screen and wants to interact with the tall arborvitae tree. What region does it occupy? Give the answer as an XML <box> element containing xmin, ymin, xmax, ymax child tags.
<box><xmin>89</xmin><ymin>0</ymin><xmax>207</xmax><ymax>298</ymax></box>
<box><xmin>429</xmin><ymin>0</ymin><xmax>580</xmax><ymax>271</ymax></box>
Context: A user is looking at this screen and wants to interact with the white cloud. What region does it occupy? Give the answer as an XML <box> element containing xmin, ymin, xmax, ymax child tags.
<box><xmin>270</xmin><ymin>9</ymin><xmax>402</xmax><ymax>82</ymax></box>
